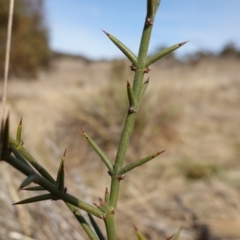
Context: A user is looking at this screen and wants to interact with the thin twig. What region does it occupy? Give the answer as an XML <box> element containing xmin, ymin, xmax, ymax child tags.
<box><xmin>1</xmin><ymin>0</ymin><xmax>15</xmax><ymax>120</ymax></box>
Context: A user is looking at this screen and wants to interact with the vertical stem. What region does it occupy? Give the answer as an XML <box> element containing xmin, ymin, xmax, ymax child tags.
<box><xmin>65</xmin><ymin>203</ymin><xmax>99</xmax><ymax>240</ymax></box>
<box><xmin>104</xmin><ymin>214</ymin><xmax>116</xmax><ymax>240</ymax></box>
<box><xmin>106</xmin><ymin>2</ymin><xmax>161</xmax><ymax>239</ymax></box>
<box><xmin>110</xmin><ymin>0</ymin><xmax>159</xmax><ymax>209</ymax></box>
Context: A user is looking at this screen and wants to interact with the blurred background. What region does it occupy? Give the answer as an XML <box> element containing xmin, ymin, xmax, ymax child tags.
<box><xmin>0</xmin><ymin>0</ymin><xmax>240</xmax><ymax>239</ymax></box>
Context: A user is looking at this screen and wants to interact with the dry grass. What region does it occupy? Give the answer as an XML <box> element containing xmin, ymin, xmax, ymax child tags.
<box><xmin>0</xmin><ymin>55</ymin><xmax>240</xmax><ymax>239</ymax></box>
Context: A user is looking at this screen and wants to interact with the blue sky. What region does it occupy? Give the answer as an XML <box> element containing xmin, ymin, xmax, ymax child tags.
<box><xmin>44</xmin><ymin>0</ymin><xmax>240</xmax><ymax>60</ymax></box>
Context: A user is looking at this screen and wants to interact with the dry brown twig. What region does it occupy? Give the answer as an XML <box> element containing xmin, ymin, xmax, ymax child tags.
<box><xmin>1</xmin><ymin>0</ymin><xmax>15</xmax><ymax>120</ymax></box>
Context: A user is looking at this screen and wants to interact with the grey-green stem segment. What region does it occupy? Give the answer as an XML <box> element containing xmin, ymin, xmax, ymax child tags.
<box><xmin>5</xmin><ymin>155</ymin><xmax>103</xmax><ymax>218</ymax></box>
<box><xmin>106</xmin><ymin>1</ymin><xmax>160</xmax><ymax>239</ymax></box>
<box><xmin>109</xmin><ymin>0</ymin><xmax>159</xmax><ymax>210</ymax></box>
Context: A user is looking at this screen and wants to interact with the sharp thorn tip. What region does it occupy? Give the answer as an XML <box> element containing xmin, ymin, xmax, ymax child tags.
<box><xmin>102</xmin><ymin>30</ymin><xmax>109</xmax><ymax>36</ymax></box>
<box><xmin>63</xmin><ymin>149</ymin><xmax>67</xmax><ymax>157</ymax></box>
<box><xmin>179</xmin><ymin>40</ymin><xmax>190</xmax><ymax>46</ymax></box>
<box><xmin>133</xmin><ymin>224</ymin><xmax>138</xmax><ymax>231</ymax></box>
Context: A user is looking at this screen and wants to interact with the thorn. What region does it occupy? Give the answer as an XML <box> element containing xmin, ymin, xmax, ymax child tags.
<box><xmin>133</xmin><ymin>224</ymin><xmax>138</xmax><ymax>231</ymax></box>
<box><xmin>179</xmin><ymin>40</ymin><xmax>190</xmax><ymax>47</ymax></box>
<box><xmin>102</xmin><ymin>30</ymin><xmax>110</xmax><ymax>36</ymax></box>
<box><xmin>93</xmin><ymin>203</ymin><xmax>100</xmax><ymax>208</ymax></box>
<box><xmin>63</xmin><ymin>149</ymin><xmax>67</xmax><ymax>157</ymax></box>
<box><xmin>99</xmin><ymin>198</ymin><xmax>105</xmax><ymax>206</ymax></box>
<box><xmin>146</xmin><ymin>17</ymin><xmax>153</xmax><ymax>26</ymax></box>
<box><xmin>81</xmin><ymin>129</ymin><xmax>88</xmax><ymax>139</ymax></box>
<box><xmin>105</xmin><ymin>187</ymin><xmax>109</xmax><ymax>194</ymax></box>
<box><xmin>166</xmin><ymin>234</ymin><xmax>175</xmax><ymax>240</ymax></box>
<box><xmin>19</xmin><ymin>118</ymin><xmax>22</xmax><ymax>126</ymax></box>
<box><xmin>145</xmin><ymin>77</ymin><xmax>150</xmax><ymax>83</ymax></box>
<box><xmin>156</xmin><ymin>150</ymin><xmax>165</xmax><ymax>156</ymax></box>
<box><xmin>144</xmin><ymin>66</ymin><xmax>151</xmax><ymax>73</ymax></box>
<box><xmin>63</xmin><ymin>187</ymin><xmax>67</xmax><ymax>194</ymax></box>
<box><xmin>72</xmin><ymin>208</ymin><xmax>78</xmax><ymax>214</ymax></box>
<box><xmin>127</xmin><ymin>81</ymin><xmax>130</xmax><ymax>87</ymax></box>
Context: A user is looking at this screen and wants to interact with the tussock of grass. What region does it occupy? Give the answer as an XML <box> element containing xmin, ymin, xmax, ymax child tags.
<box><xmin>177</xmin><ymin>158</ymin><xmax>223</xmax><ymax>180</ymax></box>
<box><xmin>57</xmin><ymin>60</ymin><xmax>182</xmax><ymax>168</ymax></box>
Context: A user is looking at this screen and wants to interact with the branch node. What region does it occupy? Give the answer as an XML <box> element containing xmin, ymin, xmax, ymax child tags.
<box><xmin>33</xmin><ymin>175</ymin><xmax>39</xmax><ymax>184</ymax></box>
<box><xmin>144</xmin><ymin>66</ymin><xmax>151</xmax><ymax>73</ymax></box>
<box><xmin>129</xmin><ymin>64</ymin><xmax>137</xmax><ymax>71</ymax></box>
<box><xmin>111</xmin><ymin>209</ymin><xmax>115</xmax><ymax>215</ymax></box>
<box><xmin>129</xmin><ymin>106</ymin><xmax>137</xmax><ymax>114</ymax></box>
<box><xmin>72</xmin><ymin>208</ymin><xmax>78</xmax><ymax>214</ymax></box>
<box><xmin>117</xmin><ymin>174</ymin><xmax>125</xmax><ymax>181</ymax></box>
<box><xmin>100</xmin><ymin>213</ymin><xmax>107</xmax><ymax>219</ymax></box>
<box><xmin>146</xmin><ymin>17</ymin><xmax>153</xmax><ymax>26</ymax></box>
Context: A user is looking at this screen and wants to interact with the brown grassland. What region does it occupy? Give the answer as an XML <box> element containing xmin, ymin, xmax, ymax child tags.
<box><xmin>0</xmin><ymin>53</ymin><xmax>240</xmax><ymax>240</ymax></box>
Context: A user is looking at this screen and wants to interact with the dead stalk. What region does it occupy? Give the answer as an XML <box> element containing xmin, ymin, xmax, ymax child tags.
<box><xmin>1</xmin><ymin>0</ymin><xmax>15</xmax><ymax>120</ymax></box>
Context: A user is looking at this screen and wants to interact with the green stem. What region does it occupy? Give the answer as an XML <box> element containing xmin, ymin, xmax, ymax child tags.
<box><xmin>109</xmin><ymin>176</ymin><xmax>120</xmax><ymax>209</ymax></box>
<box><xmin>107</xmin><ymin>2</ymin><xmax>160</xmax><ymax>238</ymax></box>
<box><xmin>66</xmin><ymin>203</ymin><xmax>99</xmax><ymax>240</ymax></box>
<box><xmin>137</xmin><ymin>0</ymin><xmax>158</xmax><ymax>66</ymax></box>
<box><xmin>88</xmin><ymin>213</ymin><xmax>106</xmax><ymax>240</ymax></box>
<box><xmin>119</xmin><ymin>150</ymin><xmax>165</xmax><ymax>175</ymax></box>
<box><xmin>5</xmin><ymin>155</ymin><xmax>103</xmax><ymax>218</ymax></box>
<box><xmin>109</xmin><ymin>110</ymin><xmax>138</xmax><ymax>209</ymax></box>
<box><xmin>109</xmin><ymin>0</ymin><xmax>158</xmax><ymax>210</ymax></box>
<box><xmin>104</xmin><ymin>214</ymin><xmax>116</xmax><ymax>240</ymax></box>
<box><xmin>82</xmin><ymin>130</ymin><xmax>113</xmax><ymax>172</ymax></box>
<box><xmin>9</xmin><ymin>136</ymin><xmax>56</xmax><ymax>184</ymax></box>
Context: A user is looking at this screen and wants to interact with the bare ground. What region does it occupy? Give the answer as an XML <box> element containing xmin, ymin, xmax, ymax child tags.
<box><xmin>0</xmin><ymin>55</ymin><xmax>240</xmax><ymax>240</ymax></box>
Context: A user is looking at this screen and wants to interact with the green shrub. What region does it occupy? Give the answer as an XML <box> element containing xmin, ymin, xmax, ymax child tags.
<box><xmin>0</xmin><ymin>0</ymin><xmax>50</xmax><ymax>79</ymax></box>
<box><xmin>1</xmin><ymin>1</ymin><xmax>187</xmax><ymax>239</ymax></box>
